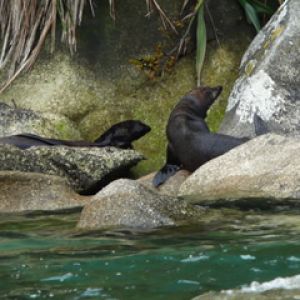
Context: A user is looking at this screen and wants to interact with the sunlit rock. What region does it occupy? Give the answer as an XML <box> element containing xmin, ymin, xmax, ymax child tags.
<box><xmin>0</xmin><ymin>171</ymin><xmax>86</xmax><ymax>213</ymax></box>
<box><xmin>77</xmin><ymin>179</ymin><xmax>205</xmax><ymax>229</ymax></box>
<box><xmin>220</xmin><ymin>0</ymin><xmax>300</xmax><ymax>137</ymax></box>
<box><xmin>138</xmin><ymin>170</ymin><xmax>191</xmax><ymax>197</ymax></box>
<box><xmin>179</xmin><ymin>134</ymin><xmax>300</xmax><ymax>207</ymax></box>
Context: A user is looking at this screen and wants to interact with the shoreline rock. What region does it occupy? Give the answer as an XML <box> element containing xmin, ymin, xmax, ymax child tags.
<box><xmin>179</xmin><ymin>134</ymin><xmax>300</xmax><ymax>207</ymax></box>
<box><xmin>77</xmin><ymin>179</ymin><xmax>206</xmax><ymax>230</ymax></box>
<box><xmin>0</xmin><ymin>171</ymin><xmax>87</xmax><ymax>213</ymax></box>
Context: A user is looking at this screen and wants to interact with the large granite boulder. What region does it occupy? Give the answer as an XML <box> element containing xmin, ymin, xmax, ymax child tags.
<box><xmin>219</xmin><ymin>0</ymin><xmax>300</xmax><ymax>138</ymax></box>
<box><xmin>179</xmin><ymin>134</ymin><xmax>300</xmax><ymax>207</ymax></box>
<box><xmin>0</xmin><ymin>145</ymin><xmax>143</xmax><ymax>194</ymax></box>
<box><xmin>0</xmin><ymin>171</ymin><xmax>86</xmax><ymax>213</ymax></box>
<box><xmin>77</xmin><ymin>179</ymin><xmax>206</xmax><ymax>229</ymax></box>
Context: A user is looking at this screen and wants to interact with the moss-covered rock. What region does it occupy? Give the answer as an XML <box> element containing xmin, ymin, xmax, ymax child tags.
<box><xmin>0</xmin><ymin>0</ymin><xmax>254</xmax><ymax>176</ymax></box>
<box><xmin>0</xmin><ymin>102</ymin><xmax>81</xmax><ymax>139</ymax></box>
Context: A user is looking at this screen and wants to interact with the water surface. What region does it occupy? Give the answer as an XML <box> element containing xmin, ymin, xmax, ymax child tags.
<box><xmin>1</xmin><ymin>209</ymin><xmax>300</xmax><ymax>299</ymax></box>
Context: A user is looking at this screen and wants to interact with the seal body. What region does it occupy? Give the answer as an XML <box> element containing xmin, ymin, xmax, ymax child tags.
<box><xmin>153</xmin><ymin>86</ymin><xmax>249</xmax><ymax>187</ymax></box>
<box><xmin>0</xmin><ymin>120</ymin><xmax>151</xmax><ymax>150</ymax></box>
<box><xmin>94</xmin><ymin>120</ymin><xmax>151</xmax><ymax>149</ymax></box>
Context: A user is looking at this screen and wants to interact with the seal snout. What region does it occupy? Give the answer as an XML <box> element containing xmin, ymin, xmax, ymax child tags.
<box><xmin>210</xmin><ymin>86</ymin><xmax>223</xmax><ymax>99</ymax></box>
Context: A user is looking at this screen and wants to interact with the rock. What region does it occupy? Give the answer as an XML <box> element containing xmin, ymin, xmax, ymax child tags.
<box><xmin>203</xmin><ymin>0</ymin><xmax>255</xmax><ymax>132</ymax></box>
<box><xmin>0</xmin><ymin>145</ymin><xmax>144</xmax><ymax>194</ymax></box>
<box><xmin>0</xmin><ymin>171</ymin><xmax>86</xmax><ymax>213</ymax></box>
<box><xmin>0</xmin><ymin>0</ymin><xmax>254</xmax><ymax>176</ymax></box>
<box><xmin>179</xmin><ymin>134</ymin><xmax>300</xmax><ymax>207</ymax></box>
<box><xmin>219</xmin><ymin>0</ymin><xmax>300</xmax><ymax>138</ymax></box>
<box><xmin>193</xmin><ymin>289</ymin><xmax>300</xmax><ymax>300</ymax></box>
<box><xmin>0</xmin><ymin>102</ymin><xmax>81</xmax><ymax>139</ymax></box>
<box><xmin>138</xmin><ymin>170</ymin><xmax>190</xmax><ymax>197</ymax></box>
<box><xmin>77</xmin><ymin>179</ymin><xmax>205</xmax><ymax>229</ymax></box>
<box><xmin>193</xmin><ymin>274</ymin><xmax>300</xmax><ymax>300</ymax></box>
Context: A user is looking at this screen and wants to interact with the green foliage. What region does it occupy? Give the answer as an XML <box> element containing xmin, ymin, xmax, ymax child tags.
<box><xmin>194</xmin><ymin>0</ymin><xmax>281</xmax><ymax>85</ymax></box>
<box><xmin>195</xmin><ymin>1</ymin><xmax>206</xmax><ymax>86</ymax></box>
<box><xmin>192</xmin><ymin>2</ymin><xmax>209</xmax><ymax>86</ymax></box>
<box><xmin>238</xmin><ymin>0</ymin><xmax>281</xmax><ymax>32</ymax></box>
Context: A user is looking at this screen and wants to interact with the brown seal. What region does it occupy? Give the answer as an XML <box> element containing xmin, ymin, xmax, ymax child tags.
<box><xmin>153</xmin><ymin>86</ymin><xmax>251</xmax><ymax>187</ymax></box>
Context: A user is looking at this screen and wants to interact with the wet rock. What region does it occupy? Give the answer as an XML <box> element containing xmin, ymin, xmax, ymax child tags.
<box><xmin>193</xmin><ymin>274</ymin><xmax>300</xmax><ymax>300</ymax></box>
<box><xmin>219</xmin><ymin>0</ymin><xmax>300</xmax><ymax>137</ymax></box>
<box><xmin>0</xmin><ymin>145</ymin><xmax>143</xmax><ymax>194</ymax></box>
<box><xmin>0</xmin><ymin>171</ymin><xmax>86</xmax><ymax>213</ymax></box>
<box><xmin>193</xmin><ymin>289</ymin><xmax>300</xmax><ymax>300</ymax></box>
<box><xmin>138</xmin><ymin>170</ymin><xmax>190</xmax><ymax>197</ymax></box>
<box><xmin>179</xmin><ymin>134</ymin><xmax>300</xmax><ymax>207</ymax></box>
<box><xmin>77</xmin><ymin>179</ymin><xmax>205</xmax><ymax>229</ymax></box>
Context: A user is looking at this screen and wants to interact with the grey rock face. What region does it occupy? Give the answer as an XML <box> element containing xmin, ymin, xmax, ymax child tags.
<box><xmin>179</xmin><ymin>134</ymin><xmax>300</xmax><ymax>206</ymax></box>
<box><xmin>0</xmin><ymin>171</ymin><xmax>86</xmax><ymax>213</ymax></box>
<box><xmin>219</xmin><ymin>0</ymin><xmax>300</xmax><ymax>137</ymax></box>
<box><xmin>77</xmin><ymin>179</ymin><xmax>205</xmax><ymax>229</ymax></box>
<box><xmin>0</xmin><ymin>145</ymin><xmax>143</xmax><ymax>194</ymax></box>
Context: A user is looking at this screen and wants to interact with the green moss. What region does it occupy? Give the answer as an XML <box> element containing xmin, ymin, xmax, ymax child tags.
<box><xmin>131</xmin><ymin>39</ymin><xmax>248</xmax><ymax>175</ymax></box>
<box><xmin>77</xmin><ymin>57</ymin><xmax>195</xmax><ymax>177</ymax></box>
<box><xmin>271</xmin><ymin>26</ymin><xmax>285</xmax><ymax>41</ymax></box>
<box><xmin>245</xmin><ymin>60</ymin><xmax>256</xmax><ymax>76</ymax></box>
<box><xmin>263</xmin><ymin>26</ymin><xmax>285</xmax><ymax>50</ymax></box>
<box><xmin>202</xmin><ymin>40</ymin><xmax>250</xmax><ymax>132</ymax></box>
<box><xmin>52</xmin><ymin>121</ymin><xmax>78</xmax><ymax>140</ymax></box>
<box><xmin>78</xmin><ymin>36</ymin><xmax>250</xmax><ymax>177</ymax></box>
<box><xmin>120</xmin><ymin>58</ymin><xmax>196</xmax><ymax>177</ymax></box>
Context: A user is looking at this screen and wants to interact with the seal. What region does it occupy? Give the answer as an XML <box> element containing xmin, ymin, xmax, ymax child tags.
<box><xmin>0</xmin><ymin>120</ymin><xmax>151</xmax><ymax>150</ymax></box>
<box><xmin>153</xmin><ymin>86</ymin><xmax>251</xmax><ymax>187</ymax></box>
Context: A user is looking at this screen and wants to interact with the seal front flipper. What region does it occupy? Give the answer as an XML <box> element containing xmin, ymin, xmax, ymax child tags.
<box><xmin>153</xmin><ymin>164</ymin><xmax>180</xmax><ymax>187</ymax></box>
<box><xmin>153</xmin><ymin>145</ymin><xmax>181</xmax><ymax>187</ymax></box>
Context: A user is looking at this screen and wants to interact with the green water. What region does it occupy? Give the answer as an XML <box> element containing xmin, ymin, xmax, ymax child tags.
<box><xmin>1</xmin><ymin>211</ymin><xmax>300</xmax><ymax>299</ymax></box>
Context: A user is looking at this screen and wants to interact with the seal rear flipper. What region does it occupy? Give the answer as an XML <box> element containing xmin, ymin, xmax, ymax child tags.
<box><xmin>254</xmin><ymin>114</ymin><xmax>269</xmax><ymax>136</ymax></box>
<box><xmin>152</xmin><ymin>144</ymin><xmax>181</xmax><ymax>187</ymax></box>
<box><xmin>17</xmin><ymin>133</ymin><xmax>64</xmax><ymax>146</ymax></box>
<box><xmin>152</xmin><ymin>164</ymin><xmax>181</xmax><ymax>187</ymax></box>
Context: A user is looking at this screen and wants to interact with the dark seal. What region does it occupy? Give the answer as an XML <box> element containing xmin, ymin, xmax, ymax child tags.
<box><xmin>0</xmin><ymin>120</ymin><xmax>151</xmax><ymax>150</ymax></box>
<box><xmin>153</xmin><ymin>86</ymin><xmax>258</xmax><ymax>187</ymax></box>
